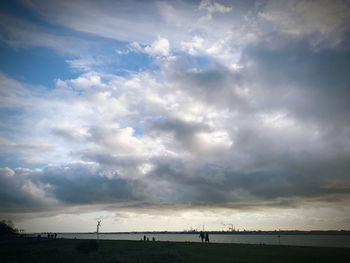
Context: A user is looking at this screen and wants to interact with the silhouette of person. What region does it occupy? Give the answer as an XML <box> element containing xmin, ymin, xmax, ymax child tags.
<box><xmin>199</xmin><ymin>231</ymin><xmax>205</xmax><ymax>243</ymax></box>
<box><xmin>147</xmin><ymin>237</ymin><xmax>149</xmax><ymax>241</ymax></box>
<box><xmin>152</xmin><ymin>237</ymin><xmax>155</xmax><ymax>241</ymax></box>
<box><xmin>143</xmin><ymin>235</ymin><xmax>146</xmax><ymax>241</ymax></box>
<box><xmin>54</xmin><ymin>233</ymin><xmax>57</xmax><ymax>239</ymax></box>
<box><xmin>205</xmin><ymin>232</ymin><xmax>209</xmax><ymax>244</ymax></box>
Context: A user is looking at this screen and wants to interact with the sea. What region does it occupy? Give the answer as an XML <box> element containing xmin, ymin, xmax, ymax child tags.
<box><xmin>41</xmin><ymin>233</ymin><xmax>350</xmax><ymax>248</ymax></box>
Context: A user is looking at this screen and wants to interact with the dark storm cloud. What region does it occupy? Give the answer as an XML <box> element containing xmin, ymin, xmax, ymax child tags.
<box><xmin>0</xmin><ymin>163</ymin><xmax>135</xmax><ymax>213</ymax></box>
<box><xmin>137</xmin><ymin>156</ymin><xmax>350</xmax><ymax>207</ymax></box>
<box><xmin>36</xmin><ymin>163</ymin><xmax>133</xmax><ymax>204</ymax></box>
<box><xmin>168</xmin><ymin>64</ymin><xmax>248</xmax><ymax>111</ymax></box>
<box><xmin>1</xmin><ymin>144</ymin><xmax>350</xmax><ymax>215</ymax></box>
<box><xmin>241</xmin><ymin>40</ymin><xmax>350</xmax><ymax>122</ymax></box>
<box><xmin>147</xmin><ymin>117</ymin><xmax>212</xmax><ymax>152</ymax></box>
<box><xmin>0</xmin><ymin>168</ymin><xmax>50</xmax><ymax>212</ymax></box>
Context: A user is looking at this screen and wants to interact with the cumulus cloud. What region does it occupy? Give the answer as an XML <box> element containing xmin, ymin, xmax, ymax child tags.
<box><xmin>144</xmin><ymin>37</ymin><xmax>170</xmax><ymax>57</ymax></box>
<box><xmin>181</xmin><ymin>36</ymin><xmax>204</xmax><ymax>55</ymax></box>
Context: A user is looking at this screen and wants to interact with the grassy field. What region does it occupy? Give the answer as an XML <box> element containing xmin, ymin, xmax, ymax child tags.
<box><xmin>1</xmin><ymin>238</ymin><xmax>349</xmax><ymax>263</ymax></box>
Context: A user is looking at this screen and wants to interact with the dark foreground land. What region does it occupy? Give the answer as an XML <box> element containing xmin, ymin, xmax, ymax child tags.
<box><xmin>1</xmin><ymin>238</ymin><xmax>350</xmax><ymax>263</ymax></box>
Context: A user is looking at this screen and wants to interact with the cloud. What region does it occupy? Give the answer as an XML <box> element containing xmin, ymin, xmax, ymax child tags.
<box><xmin>17</xmin><ymin>0</ymin><xmax>350</xmax><ymax>56</ymax></box>
<box><xmin>116</xmin><ymin>41</ymin><xmax>144</xmax><ymax>55</ymax></box>
<box><xmin>19</xmin><ymin>0</ymin><xmax>246</xmax><ymax>53</ymax></box>
<box><xmin>199</xmin><ymin>0</ymin><xmax>232</xmax><ymax>19</ymax></box>
<box><xmin>144</xmin><ymin>37</ymin><xmax>170</xmax><ymax>57</ymax></box>
<box><xmin>2</xmin><ymin>45</ymin><xmax>350</xmax><ymax>213</ymax></box>
<box><xmin>0</xmin><ymin>167</ymin><xmax>57</xmax><ymax>213</ymax></box>
<box><xmin>0</xmin><ymin>163</ymin><xmax>134</xmax><ymax>213</ymax></box>
<box><xmin>181</xmin><ymin>36</ymin><xmax>204</xmax><ymax>55</ymax></box>
<box><xmin>0</xmin><ymin>13</ymin><xmax>93</xmax><ymax>55</ymax></box>
<box><xmin>0</xmin><ymin>167</ymin><xmax>15</xmax><ymax>177</ymax></box>
<box><xmin>22</xmin><ymin>0</ymin><xmax>165</xmax><ymax>44</ymax></box>
<box><xmin>0</xmin><ymin>139</ymin><xmax>55</xmax><ymax>154</ymax></box>
<box><xmin>18</xmin><ymin>157</ymin><xmax>46</xmax><ymax>164</ymax></box>
<box><xmin>65</xmin><ymin>58</ymin><xmax>100</xmax><ymax>72</ymax></box>
<box><xmin>257</xmin><ymin>0</ymin><xmax>350</xmax><ymax>49</ymax></box>
<box><xmin>240</xmin><ymin>39</ymin><xmax>350</xmax><ymax>125</ymax></box>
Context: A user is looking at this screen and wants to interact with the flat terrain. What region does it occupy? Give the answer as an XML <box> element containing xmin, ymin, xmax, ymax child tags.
<box><xmin>1</xmin><ymin>238</ymin><xmax>349</xmax><ymax>263</ymax></box>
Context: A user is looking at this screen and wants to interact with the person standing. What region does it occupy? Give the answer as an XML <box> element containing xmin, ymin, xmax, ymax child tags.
<box><xmin>205</xmin><ymin>232</ymin><xmax>209</xmax><ymax>244</ymax></box>
<box><xmin>199</xmin><ymin>231</ymin><xmax>205</xmax><ymax>243</ymax></box>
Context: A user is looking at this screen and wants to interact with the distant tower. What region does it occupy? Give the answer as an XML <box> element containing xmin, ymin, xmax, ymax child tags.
<box><xmin>96</xmin><ymin>220</ymin><xmax>101</xmax><ymax>240</ymax></box>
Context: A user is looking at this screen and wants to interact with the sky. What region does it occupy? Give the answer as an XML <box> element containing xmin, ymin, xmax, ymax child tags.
<box><xmin>1</xmin><ymin>0</ymin><xmax>350</xmax><ymax>233</ymax></box>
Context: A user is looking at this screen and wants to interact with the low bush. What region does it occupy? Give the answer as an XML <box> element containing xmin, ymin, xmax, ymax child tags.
<box><xmin>0</xmin><ymin>220</ymin><xmax>17</xmax><ymax>236</ymax></box>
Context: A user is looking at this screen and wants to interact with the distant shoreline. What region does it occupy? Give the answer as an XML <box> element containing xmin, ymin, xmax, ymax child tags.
<box><xmin>27</xmin><ymin>230</ymin><xmax>350</xmax><ymax>235</ymax></box>
<box><xmin>22</xmin><ymin>231</ymin><xmax>350</xmax><ymax>248</ymax></box>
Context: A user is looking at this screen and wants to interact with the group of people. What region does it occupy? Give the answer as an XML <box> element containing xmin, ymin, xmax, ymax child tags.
<box><xmin>36</xmin><ymin>233</ymin><xmax>57</xmax><ymax>241</ymax></box>
<box><xmin>199</xmin><ymin>231</ymin><xmax>210</xmax><ymax>243</ymax></box>
<box><xmin>142</xmin><ymin>235</ymin><xmax>155</xmax><ymax>241</ymax></box>
<box><xmin>47</xmin><ymin>233</ymin><xmax>57</xmax><ymax>239</ymax></box>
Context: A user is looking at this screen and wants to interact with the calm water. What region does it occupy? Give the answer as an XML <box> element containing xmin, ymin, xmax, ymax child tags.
<box><xmin>53</xmin><ymin>233</ymin><xmax>350</xmax><ymax>248</ymax></box>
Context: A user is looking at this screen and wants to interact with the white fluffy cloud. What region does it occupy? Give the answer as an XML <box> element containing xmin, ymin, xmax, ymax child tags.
<box><xmin>144</xmin><ymin>37</ymin><xmax>170</xmax><ymax>57</ymax></box>
<box><xmin>181</xmin><ymin>36</ymin><xmax>204</xmax><ymax>55</ymax></box>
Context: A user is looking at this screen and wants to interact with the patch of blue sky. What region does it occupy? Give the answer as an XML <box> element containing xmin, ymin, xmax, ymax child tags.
<box><xmin>108</xmin><ymin>45</ymin><xmax>214</xmax><ymax>78</ymax></box>
<box><xmin>0</xmin><ymin>44</ymin><xmax>77</xmax><ymax>88</ymax></box>
<box><xmin>0</xmin><ymin>108</ymin><xmax>26</xmax><ymax>133</ymax></box>
<box><xmin>1</xmin><ymin>0</ymin><xmax>154</xmax><ymax>84</ymax></box>
<box><xmin>132</xmin><ymin>126</ymin><xmax>144</xmax><ymax>137</ymax></box>
<box><xmin>195</xmin><ymin>55</ymin><xmax>215</xmax><ymax>70</ymax></box>
<box><xmin>113</xmin><ymin>51</ymin><xmax>153</xmax><ymax>76</ymax></box>
<box><xmin>0</xmin><ymin>37</ymin><xmax>154</xmax><ymax>88</ymax></box>
<box><xmin>0</xmin><ymin>153</ymin><xmax>18</xmax><ymax>169</ymax></box>
<box><xmin>82</xmin><ymin>40</ymin><xmax>154</xmax><ymax>77</ymax></box>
